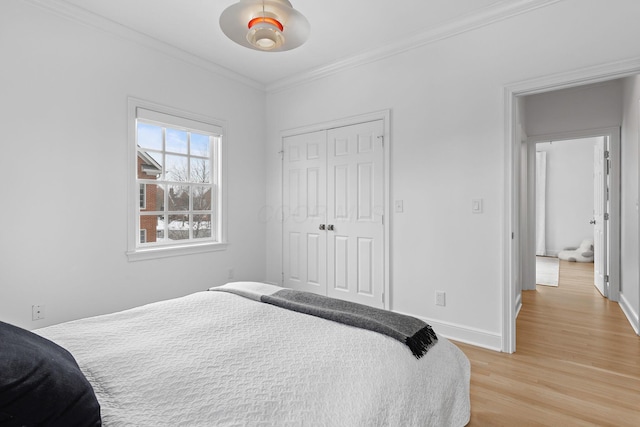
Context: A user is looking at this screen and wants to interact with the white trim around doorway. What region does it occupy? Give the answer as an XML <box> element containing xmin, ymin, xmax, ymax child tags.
<box><xmin>503</xmin><ymin>57</ymin><xmax>640</xmax><ymax>353</ymax></box>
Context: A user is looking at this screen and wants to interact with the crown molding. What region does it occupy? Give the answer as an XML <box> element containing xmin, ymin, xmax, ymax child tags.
<box><xmin>266</xmin><ymin>0</ymin><xmax>562</xmax><ymax>93</ymax></box>
<box><xmin>23</xmin><ymin>0</ymin><xmax>265</xmax><ymax>91</ymax></box>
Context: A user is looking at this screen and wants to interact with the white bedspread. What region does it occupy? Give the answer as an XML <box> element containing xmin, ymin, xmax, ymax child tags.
<box><xmin>36</xmin><ymin>290</ymin><xmax>470</xmax><ymax>426</ymax></box>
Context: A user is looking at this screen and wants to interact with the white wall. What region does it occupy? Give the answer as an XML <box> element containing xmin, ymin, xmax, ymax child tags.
<box><xmin>265</xmin><ymin>0</ymin><xmax>640</xmax><ymax>348</ymax></box>
<box><xmin>536</xmin><ymin>138</ymin><xmax>598</xmax><ymax>256</ymax></box>
<box><xmin>621</xmin><ymin>76</ymin><xmax>640</xmax><ymax>332</ymax></box>
<box><xmin>0</xmin><ymin>1</ymin><xmax>267</xmax><ymax>329</ymax></box>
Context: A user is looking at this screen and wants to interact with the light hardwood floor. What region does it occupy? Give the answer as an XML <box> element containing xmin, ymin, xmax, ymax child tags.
<box><xmin>454</xmin><ymin>260</ymin><xmax>640</xmax><ymax>426</ymax></box>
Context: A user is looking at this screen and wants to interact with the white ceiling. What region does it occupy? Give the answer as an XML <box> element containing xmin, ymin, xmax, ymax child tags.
<box><xmin>48</xmin><ymin>0</ymin><xmax>554</xmax><ymax>89</ymax></box>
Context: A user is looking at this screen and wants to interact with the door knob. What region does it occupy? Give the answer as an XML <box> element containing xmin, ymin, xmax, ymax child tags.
<box><xmin>327</xmin><ymin>224</ymin><xmax>334</xmax><ymax>231</ymax></box>
<box><xmin>590</xmin><ymin>219</ymin><xmax>596</xmax><ymax>225</ymax></box>
<box><xmin>319</xmin><ymin>224</ymin><xmax>326</xmax><ymax>230</ymax></box>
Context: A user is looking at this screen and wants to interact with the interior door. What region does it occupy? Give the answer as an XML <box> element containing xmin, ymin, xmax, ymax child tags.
<box><xmin>326</xmin><ymin>121</ymin><xmax>384</xmax><ymax>308</ymax></box>
<box><xmin>593</xmin><ymin>137</ymin><xmax>607</xmax><ymax>297</ymax></box>
<box><xmin>282</xmin><ymin>130</ymin><xmax>327</xmax><ymax>295</ymax></box>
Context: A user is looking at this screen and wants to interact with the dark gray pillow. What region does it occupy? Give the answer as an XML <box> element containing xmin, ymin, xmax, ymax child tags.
<box><xmin>0</xmin><ymin>321</ymin><xmax>101</xmax><ymax>426</ymax></box>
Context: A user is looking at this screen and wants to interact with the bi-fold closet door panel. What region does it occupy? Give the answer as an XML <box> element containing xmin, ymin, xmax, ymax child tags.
<box><xmin>283</xmin><ymin>120</ymin><xmax>384</xmax><ymax>309</ymax></box>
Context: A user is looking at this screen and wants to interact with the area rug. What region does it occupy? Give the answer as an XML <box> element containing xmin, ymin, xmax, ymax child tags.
<box><xmin>536</xmin><ymin>256</ymin><xmax>559</xmax><ymax>287</ymax></box>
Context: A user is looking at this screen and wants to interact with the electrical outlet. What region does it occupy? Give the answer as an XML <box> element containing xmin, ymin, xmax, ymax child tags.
<box><xmin>32</xmin><ymin>305</ymin><xmax>45</xmax><ymax>321</ymax></box>
<box><xmin>435</xmin><ymin>291</ymin><xmax>446</xmax><ymax>307</ymax></box>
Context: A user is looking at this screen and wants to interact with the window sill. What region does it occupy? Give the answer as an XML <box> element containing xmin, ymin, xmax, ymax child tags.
<box><xmin>126</xmin><ymin>242</ymin><xmax>228</xmax><ymax>262</ymax></box>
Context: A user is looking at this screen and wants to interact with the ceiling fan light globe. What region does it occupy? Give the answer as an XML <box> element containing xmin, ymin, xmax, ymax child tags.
<box><xmin>247</xmin><ymin>22</ymin><xmax>284</xmax><ymax>50</ymax></box>
<box><xmin>256</xmin><ymin>37</ymin><xmax>275</xmax><ymax>50</ymax></box>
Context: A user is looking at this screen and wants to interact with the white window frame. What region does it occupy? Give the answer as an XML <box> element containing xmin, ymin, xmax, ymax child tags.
<box><xmin>127</xmin><ymin>97</ymin><xmax>227</xmax><ymax>261</ymax></box>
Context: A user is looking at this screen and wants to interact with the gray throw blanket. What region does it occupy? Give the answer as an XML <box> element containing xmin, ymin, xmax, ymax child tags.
<box><xmin>211</xmin><ymin>283</ymin><xmax>437</xmax><ymax>358</ymax></box>
<box><xmin>263</xmin><ymin>290</ymin><xmax>437</xmax><ymax>358</ymax></box>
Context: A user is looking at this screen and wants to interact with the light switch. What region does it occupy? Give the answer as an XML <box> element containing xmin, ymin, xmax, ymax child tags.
<box><xmin>395</xmin><ymin>200</ymin><xmax>404</xmax><ymax>213</ymax></box>
<box><xmin>472</xmin><ymin>199</ymin><xmax>483</xmax><ymax>214</ymax></box>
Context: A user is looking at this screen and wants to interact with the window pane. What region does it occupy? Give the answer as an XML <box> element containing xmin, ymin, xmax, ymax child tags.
<box><xmin>165</xmin><ymin>155</ymin><xmax>188</xmax><ymax>182</ymax></box>
<box><xmin>156</xmin><ymin>214</ymin><xmax>165</xmax><ymax>241</ymax></box>
<box><xmin>140</xmin><ymin>215</ymin><xmax>160</xmax><ymax>244</ymax></box>
<box><xmin>166</xmin><ymin>129</ymin><xmax>188</xmax><ymax>154</ymax></box>
<box><xmin>140</xmin><ymin>183</ymin><xmax>164</xmax><ymax>212</ymax></box>
<box><xmin>168</xmin><ymin>214</ymin><xmax>190</xmax><ymax>241</ymax></box>
<box><xmin>192</xmin><ymin>186</ymin><xmax>212</xmax><ymax>211</ymax></box>
<box><xmin>190</xmin><ymin>158</ymin><xmax>211</xmax><ymax>183</ymax></box>
<box><xmin>168</xmin><ymin>184</ymin><xmax>189</xmax><ymax>211</ymax></box>
<box><xmin>138</xmin><ymin>150</ymin><xmax>163</xmax><ymax>179</ymax></box>
<box><xmin>139</xmin><ymin>184</ymin><xmax>146</xmax><ymax>209</ymax></box>
<box><xmin>191</xmin><ymin>133</ymin><xmax>210</xmax><ymax>157</ymax></box>
<box><xmin>193</xmin><ymin>214</ymin><xmax>212</xmax><ymax>239</ymax></box>
<box><xmin>137</xmin><ymin>123</ymin><xmax>163</xmax><ymax>151</ymax></box>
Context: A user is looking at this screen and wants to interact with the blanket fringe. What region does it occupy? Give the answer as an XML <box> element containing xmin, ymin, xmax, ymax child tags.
<box><xmin>405</xmin><ymin>326</ymin><xmax>438</xmax><ymax>359</ymax></box>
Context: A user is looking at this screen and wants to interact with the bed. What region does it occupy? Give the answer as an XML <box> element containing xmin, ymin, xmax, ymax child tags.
<box><xmin>2</xmin><ymin>282</ymin><xmax>470</xmax><ymax>426</ymax></box>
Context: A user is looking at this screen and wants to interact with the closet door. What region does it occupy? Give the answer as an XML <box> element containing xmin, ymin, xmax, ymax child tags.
<box><xmin>326</xmin><ymin>120</ymin><xmax>384</xmax><ymax>308</ymax></box>
<box><xmin>282</xmin><ymin>131</ymin><xmax>327</xmax><ymax>295</ymax></box>
<box><xmin>282</xmin><ymin>120</ymin><xmax>385</xmax><ymax>309</ymax></box>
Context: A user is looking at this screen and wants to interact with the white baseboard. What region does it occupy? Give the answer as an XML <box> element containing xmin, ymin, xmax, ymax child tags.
<box><xmin>618</xmin><ymin>292</ymin><xmax>640</xmax><ymax>335</ymax></box>
<box><xmin>393</xmin><ymin>310</ymin><xmax>502</xmax><ymax>351</ymax></box>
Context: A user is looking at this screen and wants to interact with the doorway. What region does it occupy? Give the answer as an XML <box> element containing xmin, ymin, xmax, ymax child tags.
<box><xmin>528</xmin><ymin>134</ymin><xmax>620</xmax><ymax>299</ymax></box>
<box><xmin>503</xmin><ymin>71</ymin><xmax>637</xmax><ymax>353</ymax></box>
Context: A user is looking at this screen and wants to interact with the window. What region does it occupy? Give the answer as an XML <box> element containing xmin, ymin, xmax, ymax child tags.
<box><xmin>139</xmin><ymin>184</ymin><xmax>146</xmax><ymax>209</ymax></box>
<box><xmin>127</xmin><ymin>98</ymin><xmax>226</xmax><ymax>261</ymax></box>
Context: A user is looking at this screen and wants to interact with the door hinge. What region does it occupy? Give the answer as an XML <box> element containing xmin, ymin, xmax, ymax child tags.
<box><xmin>604</xmin><ymin>150</ymin><xmax>610</xmax><ymax>159</ymax></box>
<box><xmin>377</xmin><ymin>135</ymin><xmax>384</xmax><ymax>147</ymax></box>
<box><xmin>278</xmin><ymin>150</ymin><xmax>284</xmax><ymax>160</ymax></box>
<box><xmin>604</xmin><ymin>274</ymin><xmax>609</xmax><ymax>283</ymax></box>
<box><xmin>512</xmin><ymin>232</ymin><xmax>515</xmax><ymax>239</ymax></box>
<box><xmin>382</xmin><ymin>214</ymin><xmax>384</xmax><ymax>225</ymax></box>
<box><xmin>604</xmin><ymin>213</ymin><xmax>609</xmax><ymax>220</ymax></box>
<box><xmin>382</xmin><ymin>292</ymin><xmax>385</xmax><ymax>303</ymax></box>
